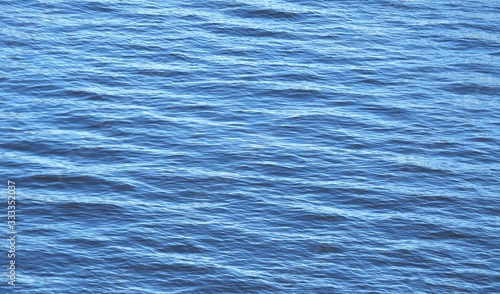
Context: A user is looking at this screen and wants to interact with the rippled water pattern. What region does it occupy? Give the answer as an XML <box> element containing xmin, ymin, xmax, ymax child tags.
<box><xmin>1</xmin><ymin>0</ymin><xmax>499</xmax><ymax>293</ymax></box>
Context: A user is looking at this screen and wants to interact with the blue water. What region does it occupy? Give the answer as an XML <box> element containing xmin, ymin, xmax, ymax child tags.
<box><xmin>1</xmin><ymin>0</ymin><xmax>499</xmax><ymax>293</ymax></box>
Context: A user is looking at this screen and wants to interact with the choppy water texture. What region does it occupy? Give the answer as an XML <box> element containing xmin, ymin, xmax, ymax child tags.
<box><xmin>1</xmin><ymin>0</ymin><xmax>499</xmax><ymax>293</ymax></box>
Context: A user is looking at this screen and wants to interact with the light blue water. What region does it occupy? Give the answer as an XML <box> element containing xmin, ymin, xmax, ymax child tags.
<box><xmin>1</xmin><ymin>0</ymin><xmax>499</xmax><ymax>293</ymax></box>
